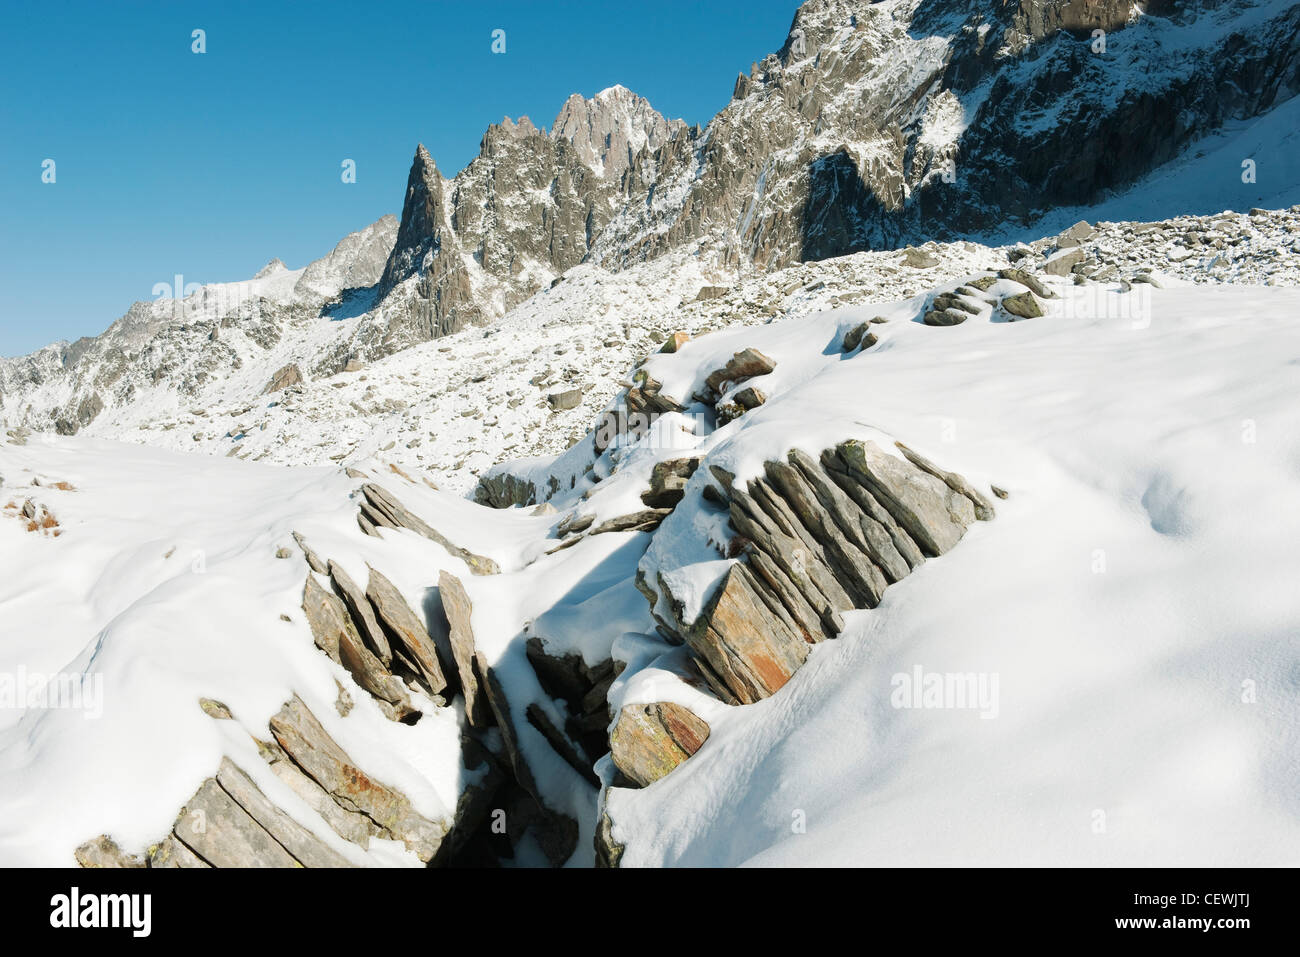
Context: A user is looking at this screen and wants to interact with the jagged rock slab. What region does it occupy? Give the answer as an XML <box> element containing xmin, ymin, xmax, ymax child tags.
<box><xmin>895</xmin><ymin>442</ymin><xmax>996</xmax><ymax>521</ymax></box>
<box><xmin>834</xmin><ymin>440</ymin><xmax>975</xmax><ymax>556</ymax></box>
<box><xmin>263</xmin><ymin>362</ymin><xmax>303</xmax><ymax>394</ymax></box>
<box><xmin>214</xmin><ymin>758</ymin><xmax>353</xmax><ymax>868</ymax></box>
<box><xmin>172</xmin><ymin>778</ymin><xmax>301</xmax><ymax>868</ymax></box>
<box><xmin>292</xmin><ymin>531</ymin><xmax>328</xmax><ymax>574</ymax></box>
<box><xmin>268</xmin><ymin>695</ymin><xmax>445</xmax><ymax>862</ymax></box>
<box><xmin>260</xmin><ymin>737</ymin><xmax>382</xmax><ymax>849</ymax></box>
<box><xmin>366</xmin><ymin>566</ymin><xmax>447</xmax><ymax>695</ymax></box>
<box><xmin>302</xmin><ymin>575</ymin><xmax>412</xmax><ymax>716</ymax></box>
<box><xmin>788</xmin><ymin>448</ymin><xmax>911</xmax><ymax>584</ymax></box>
<box><xmin>591</xmin><ymin>508</ymin><xmax>672</xmax><ymax>535</ymax></box>
<box><xmin>438</xmin><ymin>570</ymin><xmax>490</xmax><ymax>727</ymax></box>
<box><xmin>362</xmin><ymin>484</ymin><xmax>498</xmax><ymax>575</ymax></box>
<box><xmin>329</xmin><ymin>560</ymin><xmax>393</xmax><ymax>666</ymax></box>
<box><xmin>685</xmin><ymin>563</ymin><xmax>809</xmax><ymax>705</ymax></box>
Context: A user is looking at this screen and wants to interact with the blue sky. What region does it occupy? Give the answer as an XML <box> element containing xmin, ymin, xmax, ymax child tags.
<box><xmin>0</xmin><ymin>0</ymin><xmax>802</xmax><ymax>356</ymax></box>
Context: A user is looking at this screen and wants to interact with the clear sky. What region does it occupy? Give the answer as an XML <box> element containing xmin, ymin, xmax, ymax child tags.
<box><xmin>0</xmin><ymin>0</ymin><xmax>802</xmax><ymax>357</ymax></box>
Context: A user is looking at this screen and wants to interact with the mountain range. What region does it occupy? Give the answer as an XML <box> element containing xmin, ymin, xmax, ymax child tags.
<box><xmin>3</xmin><ymin>0</ymin><xmax>1299</xmax><ymax>441</ymax></box>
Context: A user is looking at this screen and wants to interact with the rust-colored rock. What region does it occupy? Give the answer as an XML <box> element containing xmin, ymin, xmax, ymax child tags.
<box><xmin>610</xmin><ymin>702</ymin><xmax>711</xmax><ymax>787</ymax></box>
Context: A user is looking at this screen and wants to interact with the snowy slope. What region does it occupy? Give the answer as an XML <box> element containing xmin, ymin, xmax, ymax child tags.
<box><xmin>592</xmin><ymin>279</ymin><xmax>1300</xmax><ymax>866</ymax></box>
<box><xmin>0</xmin><ymin>441</ymin><xmax>473</xmax><ymax>866</ymax></box>
<box><xmin>3</xmin><ymin>260</ymin><xmax>1298</xmax><ymax>867</ymax></box>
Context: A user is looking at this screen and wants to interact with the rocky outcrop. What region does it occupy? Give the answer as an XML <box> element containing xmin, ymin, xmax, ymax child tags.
<box><xmin>651</xmin><ymin>438</ymin><xmax>994</xmax><ymax>705</ymax></box>
<box><xmin>262</xmin><ymin>363</ymin><xmax>303</xmax><ymax>395</ymax></box>
<box><xmin>588</xmin><ymin>0</ymin><xmax>1300</xmax><ymax>269</ymax></box>
<box><xmin>83</xmin><ymin>694</ymin><xmax>447</xmax><ymax>868</ymax></box>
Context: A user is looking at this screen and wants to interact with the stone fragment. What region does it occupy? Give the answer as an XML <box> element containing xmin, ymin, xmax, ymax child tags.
<box><xmin>1001</xmin><ymin>291</ymin><xmax>1044</xmax><ymax>319</ymax></box>
<box><xmin>74</xmin><ymin>835</ymin><xmax>146</xmax><ymax>868</ymax></box>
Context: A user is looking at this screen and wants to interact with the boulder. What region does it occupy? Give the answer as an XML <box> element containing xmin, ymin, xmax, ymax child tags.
<box><xmin>903</xmin><ymin>246</ymin><xmax>940</xmax><ymax>268</ymax></box>
<box><xmin>640</xmin><ymin>456</ymin><xmax>702</xmax><ymax>509</ymax></box>
<box><xmin>704</xmin><ymin>348</ymin><xmax>776</xmax><ymax>395</ymax></box>
<box><xmin>1001</xmin><ymin>291</ymin><xmax>1044</xmax><ymax>319</ymax></box>
<box><xmin>842</xmin><ymin>322</ymin><xmax>878</xmax><ymax>352</ymax></box>
<box><xmin>1060</xmin><ymin>220</ymin><xmax>1095</xmax><ymax>242</ymax></box>
<box><xmin>547</xmin><ymin>388</ymin><xmax>584</xmax><ymax>411</ymax></box>
<box><xmin>1042</xmin><ymin>247</ymin><xmax>1085</xmax><ymax>276</ymax></box>
<box><xmin>610</xmin><ymin>702</ymin><xmax>711</xmax><ymax>787</ymax></box>
<box><xmin>660</xmin><ymin>332</ymin><xmax>691</xmax><ymax>353</ymax></box>
<box><xmin>996</xmin><ymin>267</ymin><xmax>1056</xmax><ymax>298</ymax></box>
<box><xmin>262</xmin><ymin>363</ymin><xmax>303</xmax><ymax>394</ymax></box>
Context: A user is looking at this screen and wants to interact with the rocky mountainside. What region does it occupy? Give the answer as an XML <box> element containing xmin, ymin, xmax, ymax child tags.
<box><xmin>3</xmin><ymin>0</ymin><xmax>1299</xmax><ymax>446</ymax></box>
<box><xmin>586</xmin><ymin>0</ymin><xmax>1300</xmax><ymax>268</ymax></box>
<box><xmin>373</xmin><ymin>85</ymin><xmax>689</xmax><ymax>347</ymax></box>
<box><xmin>0</xmin><ymin>215</ymin><xmax>399</xmax><ymax>436</ymax></box>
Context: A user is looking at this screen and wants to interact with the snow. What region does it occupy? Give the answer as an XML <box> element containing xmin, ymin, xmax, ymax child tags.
<box><xmin>3</xmin><ymin>234</ymin><xmax>1299</xmax><ymax>867</ymax></box>
<box><xmin>602</xmin><ymin>280</ymin><xmax>1300</xmax><ymax>866</ymax></box>
<box><xmin>0</xmin><ymin>440</ymin><xmax>473</xmax><ymax>865</ymax></box>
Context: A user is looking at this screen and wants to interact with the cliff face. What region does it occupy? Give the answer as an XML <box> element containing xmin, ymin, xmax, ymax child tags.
<box><xmin>579</xmin><ymin>0</ymin><xmax>1300</xmax><ymax>270</ymax></box>
<box><xmin>374</xmin><ymin>87</ymin><xmax>690</xmax><ymax>348</ymax></box>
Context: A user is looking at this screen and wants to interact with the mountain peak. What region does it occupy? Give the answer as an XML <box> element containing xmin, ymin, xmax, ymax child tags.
<box><xmin>254</xmin><ymin>258</ymin><xmax>288</xmax><ymax>279</ymax></box>
<box><xmin>380</xmin><ymin>144</ymin><xmax>451</xmax><ymax>292</ymax></box>
<box><xmin>551</xmin><ymin>85</ymin><xmax>684</xmax><ymax>179</ymax></box>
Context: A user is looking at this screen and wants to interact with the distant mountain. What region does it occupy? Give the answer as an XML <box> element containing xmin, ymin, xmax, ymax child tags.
<box><xmin>3</xmin><ymin>0</ymin><xmax>1298</xmax><ymax>439</ymax></box>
